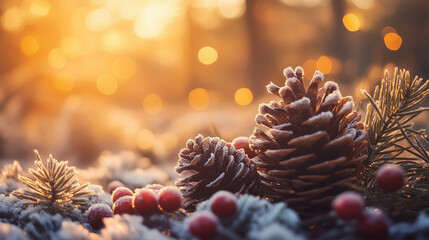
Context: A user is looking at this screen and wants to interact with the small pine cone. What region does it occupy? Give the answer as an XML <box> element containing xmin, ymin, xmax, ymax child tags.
<box><xmin>175</xmin><ymin>135</ymin><xmax>261</xmax><ymax>211</ymax></box>
<box><xmin>250</xmin><ymin>66</ymin><xmax>367</xmax><ymax>218</ymax></box>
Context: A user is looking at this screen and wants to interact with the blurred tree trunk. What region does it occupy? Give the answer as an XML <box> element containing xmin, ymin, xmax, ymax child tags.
<box><xmin>330</xmin><ymin>0</ymin><xmax>349</xmax><ymax>82</ymax></box>
<box><xmin>185</xmin><ymin>5</ymin><xmax>199</xmax><ymax>90</ymax></box>
<box><xmin>245</xmin><ymin>0</ymin><xmax>273</xmax><ymax>96</ymax></box>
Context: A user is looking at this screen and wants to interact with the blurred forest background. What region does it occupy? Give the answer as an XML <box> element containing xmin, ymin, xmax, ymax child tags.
<box><xmin>0</xmin><ymin>0</ymin><xmax>428</xmax><ymax>171</ymax></box>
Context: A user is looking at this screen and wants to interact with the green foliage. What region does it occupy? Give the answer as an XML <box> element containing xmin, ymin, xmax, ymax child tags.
<box><xmin>11</xmin><ymin>150</ymin><xmax>93</xmax><ymax>212</ymax></box>
<box><xmin>361</xmin><ymin>67</ymin><xmax>429</xmax><ymax>213</ymax></box>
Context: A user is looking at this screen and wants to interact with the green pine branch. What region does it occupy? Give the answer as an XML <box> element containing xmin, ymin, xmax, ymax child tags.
<box><xmin>11</xmin><ymin>150</ymin><xmax>93</xmax><ymax>213</ymax></box>
<box><xmin>361</xmin><ymin>67</ymin><xmax>429</xmax><ymax>193</ymax></box>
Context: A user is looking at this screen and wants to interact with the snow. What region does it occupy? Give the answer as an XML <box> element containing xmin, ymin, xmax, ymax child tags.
<box><xmin>289</xmin><ymin>97</ymin><xmax>310</xmax><ymax>110</ymax></box>
<box><xmin>305</xmin><ymin>111</ymin><xmax>333</xmax><ymax>126</ymax></box>
<box><xmin>100</xmin><ymin>214</ymin><xmax>170</xmax><ymax>240</ymax></box>
<box><xmin>322</xmin><ymin>90</ymin><xmax>341</xmax><ymax>106</ymax></box>
<box><xmin>283</xmin><ymin>67</ymin><xmax>295</xmax><ymax>79</ymax></box>
<box><xmin>0</xmin><ymin>222</ymin><xmax>28</xmax><ymax>240</ymax></box>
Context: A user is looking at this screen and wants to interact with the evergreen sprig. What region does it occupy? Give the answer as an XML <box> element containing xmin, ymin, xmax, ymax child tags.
<box><xmin>0</xmin><ymin>160</ymin><xmax>22</xmax><ymax>181</ymax></box>
<box><xmin>11</xmin><ymin>150</ymin><xmax>93</xmax><ymax>212</ymax></box>
<box><xmin>361</xmin><ymin>67</ymin><xmax>429</xmax><ymax>202</ymax></box>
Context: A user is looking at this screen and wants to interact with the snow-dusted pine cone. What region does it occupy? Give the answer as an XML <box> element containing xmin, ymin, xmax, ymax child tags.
<box><xmin>175</xmin><ymin>135</ymin><xmax>261</xmax><ymax>211</ymax></box>
<box><xmin>250</xmin><ymin>66</ymin><xmax>367</xmax><ymax>218</ymax></box>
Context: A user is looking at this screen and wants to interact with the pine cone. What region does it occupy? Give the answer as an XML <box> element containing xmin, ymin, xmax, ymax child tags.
<box><xmin>175</xmin><ymin>135</ymin><xmax>261</xmax><ymax>211</ymax></box>
<box><xmin>250</xmin><ymin>66</ymin><xmax>367</xmax><ymax>218</ymax></box>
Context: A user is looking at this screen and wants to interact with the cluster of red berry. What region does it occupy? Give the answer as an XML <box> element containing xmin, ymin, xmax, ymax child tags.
<box><xmin>187</xmin><ymin>191</ymin><xmax>238</xmax><ymax>240</ymax></box>
<box><xmin>333</xmin><ymin>191</ymin><xmax>389</xmax><ymax>239</ymax></box>
<box><xmin>87</xmin><ymin>183</ymin><xmax>183</xmax><ymax>230</ymax></box>
<box><xmin>332</xmin><ymin>164</ymin><xmax>405</xmax><ymax>239</ymax></box>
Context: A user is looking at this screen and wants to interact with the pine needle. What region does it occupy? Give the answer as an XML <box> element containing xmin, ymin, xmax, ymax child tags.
<box><xmin>362</xmin><ymin>67</ymin><xmax>429</xmax><ymax>199</ymax></box>
<box><xmin>11</xmin><ymin>150</ymin><xmax>93</xmax><ymax>213</ymax></box>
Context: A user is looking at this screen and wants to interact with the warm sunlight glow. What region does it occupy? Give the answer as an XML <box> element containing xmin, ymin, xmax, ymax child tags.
<box><xmin>60</xmin><ymin>37</ymin><xmax>82</xmax><ymax>58</ymax></box>
<box><xmin>159</xmin><ymin>132</ymin><xmax>178</xmax><ymax>150</ymax></box>
<box><xmin>302</xmin><ymin>59</ymin><xmax>317</xmax><ymax>76</ymax></box>
<box><xmin>137</xmin><ymin>129</ymin><xmax>155</xmax><ymax>150</ymax></box>
<box><xmin>48</xmin><ymin>49</ymin><xmax>67</xmax><ymax>69</ymax></box>
<box><xmin>96</xmin><ymin>74</ymin><xmax>118</xmax><ymax>95</ymax></box>
<box><xmin>101</xmin><ymin>30</ymin><xmax>127</xmax><ymax>53</ymax></box>
<box><xmin>86</xmin><ymin>9</ymin><xmax>111</xmax><ymax>32</ymax></box>
<box><xmin>198</xmin><ymin>46</ymin><xmax>218</xmax><ymax>65</ymax></box>
<box><xmin>112</xmin><ymin>57</ymin><xmax>136</xmax><ymax>81</ymax></box>
<box><xmin>316</xmin><ymin>56</ymin><xmax>332</xmax><ymax>74</ymax></box>
<box><xmin>235</xmin><ymin>88</ymin><xmax>253</xmax><ymax>106</ymax></box>
<box><xmin>30</xmin><ymin>0</ymin><xmax>51</xmax><ymax>17</ymax></box>
<box><xmin>384</xmin><ymin>33</ymin><xmax>402</xmax><ymax>51</ymax></box>
<box><xmin>21</xmin><ymin>36</ymin><xmax>39</xmax><ymax>56</ymax></box>
<box><xmin>188</xmin><ymin>88</ymin><xmax>209</xmax><ymax>111</ymax></box>
<box><xmin>133</xmin><ymin>1</ymin><xmax>176</xmax><ymax>39</ymax></box>
<box><xmin>143</xmin><ymin>94</ymin><xmax>163</xmax><ymax>115</ymax></box>
<box><xmin>218</xmin><ymin>0</ymin><xmax>246</xmax><ymax>19</ymax></box>
<box><xmin>343</xmin><ymin>13</ymin><xmax>360</xmax><ymax>32</ymax></box>
<box><xmin>54</xmin><ymin>72</ymin><xmax>75</xmax><ymax>92</ymax></box>
<box><xmin>351</xmin><ymin>0</ymin><xmax>374</xmax><ymax>9</ymax></box>
<box><xmin>1</xmin><ymin>7</ymin><xmax>25</xmax><ymax>31</ymax></box>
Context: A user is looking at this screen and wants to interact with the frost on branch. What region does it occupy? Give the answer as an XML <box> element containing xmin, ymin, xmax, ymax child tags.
<box><xmin>11</xmin><ymin>150</ymin><xmax>93</xmax><ymax>214</ymax></box>
<box><xmin>190</xmin><ymin>194</ymin><xmax>303</xmax><ymax>240</ymax></box>
<box><xmin>0</xmin><ymin>160</ymin><xmax>23</xmax><ymax>195</ymax></box>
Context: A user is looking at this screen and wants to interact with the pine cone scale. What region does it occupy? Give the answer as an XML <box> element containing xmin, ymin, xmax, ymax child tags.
<box><xmin>175</xmin><ymin>135</ymin><xmax>262</xmax><ymax>211</ymax></box>
<box><xmin>250</xmin><ymin>66</ymin><xmax>367</xmax><ymax>218</ymax></box>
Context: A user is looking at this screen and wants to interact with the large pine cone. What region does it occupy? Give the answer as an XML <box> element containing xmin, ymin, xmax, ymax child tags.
<box><xmin>175</xmin><ymin>135</ymin><xmax>261</xmax><ymax>211</ymax></box>
<box><xmin>250</xmin><ymin>66</ymin><xmax>367</xmax><ymax>218</ymax></box>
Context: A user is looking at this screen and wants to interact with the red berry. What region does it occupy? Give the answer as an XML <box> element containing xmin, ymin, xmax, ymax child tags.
<box><xmin>377</xmin><ymin>164</ymin><xmax>405</xmax><ymax>193</ymax></box>
<box><xmin>112</xmin><ymin>187</ymin><xmax>133</xmax><ymax>203</ymax></box>
<box><xmin>188</xmin><ymin>211</ymin><xmax>218</xmax><ymax>240</ymax></box>
<box><xmin>107</xmin><ymin>181</ymin><xmax>125</xmax><ymax>195</ymax></box>
<box><xmin>232</xmin><ymin>137</ymin><xmax>257</xmax><ymax>158</ymax></box>
<box><xmin>133</xmin><ymin>189</ymin><xmax>158</xmax><ymax>216</ymax></box>
<box><xmin>210</xmin><ymin>191</ymin><xmax>237</xmax><ymax>218</ymax></box>
<box><xmin>332</xmin><ymin>192</ymin><xmax>364</xmax><ymax>220</ymax></box>
<box><xmin>356</xmin><ymin>209</ymin><xmax>389</xmax><ymax>239</ymax></box>
<box><xmin>87</xmin><ymin>203</ymin><xmax>113</xmax><ymax>229</ymax></box>
<box><xmin>159</xmin><ymin>187</ymin><xmax>182</xmax><ymax>212</ymax></box>
<box><xmin>113</xmin><ymin>196</ymin><xmax>134</xmax><ymax>215</ymax></box>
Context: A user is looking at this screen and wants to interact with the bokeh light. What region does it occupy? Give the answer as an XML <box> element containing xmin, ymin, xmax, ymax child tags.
<box><xmin>188</xmin><ymin>88</ymin><xmax>209</xmax><ymax>110</ymax></box>
<box><xmin>48</xmin><ymin>49</ymin><xmax>67</xmax><ymax>69</ymax></box>
<box><xmin>302</xmin><ymin>59</ymin><xmax>317</xmax><ymax>76</ymax></box>
<box><xmin>218</xmin><ymin>0</ymin><xmax>246</xmax><ymax>19</ymax></box>
<box><xmin>101</xmin><ymin>30</ymin><xmax>127</xmax><ymax>54</ymax></box>
<box><xmin>96</xmin><ymin>74</ymin><xmax>118</xmax><ymax>95</ymax></box>
<box><xmin>86</xmin><ymin>9</ymin><xmax>111</xmax><ymax>32</ymax></box>
<box><xmin>1</xmin><ymin>7</ymin><xmax>25</xmax><ymax>31</ymax></box>
<box><xmin>316</xmin><ymin>56</ymin><xmax>332</xmax><ymax>74</ymax></box>
<box><xmin>30</xmin><ymin>0</ymin><xmax>51</xmax><ymax>17</ymax></box>
<box><xmin>112</xmin><ymin>57</ymin><xmax>136</xmax><ymax>81</ymax></box>
<box><xmin>343</xmin><ymin>13</ymin><xmax>360</xmax><ymax>32</ymax></box>
<box><xmin>54</xmin><ymin>72</ymin><xmax>75</xmax><ymax>92</ymax></box>
<box><xmin>21</xmin><ymin>36</ymin><xmax>39</xmax><ymax>56</ymax></box>
<box><xmin>143</xmin><ymin>94</ymin><xmax>163</xmax><ymax>115</ymax></box>
<box><xmin>136</xmin><ymin>129</ymin><xmax>155</xmax><ymax>150</ymax></box>
<box><xmin>384</xmin><ymin>33</ymin><xmax>402</xmax><ymax>51</ymax></box>
<box><xmin>60</xmin><ymin>37</ymin><xmax>82</xmax><ymax>58</ymax></box>
<box><xmin>350</xmin><ymin>0</ymin><xmax>374</xmax><ymax>9</ymax></box>
<box><xmin>198</xmin><ymin>46</ymin><xmax>218</xmax><ymax>65</ymax></box>
<box><xmin>235</xmin><ymin>88</ymin><xmax>253</xmax><ymax>106</ymax></box>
